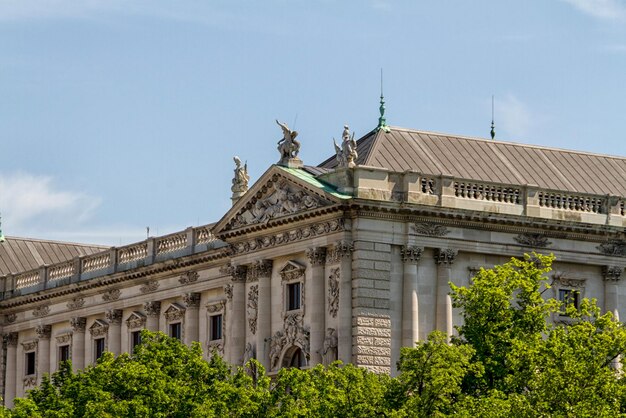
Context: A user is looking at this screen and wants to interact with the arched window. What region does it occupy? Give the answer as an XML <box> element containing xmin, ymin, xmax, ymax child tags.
<box><xmin>286</xmin><ymin>346</ymin><xmax>306</xmax><ymax>369</ymax></box>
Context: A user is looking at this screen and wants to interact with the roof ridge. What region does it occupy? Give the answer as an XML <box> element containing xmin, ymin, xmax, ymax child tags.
<box><xmin>3</xmin><ymin>236</ymin><xmax>109</xmax><ymax>248</ymax></box>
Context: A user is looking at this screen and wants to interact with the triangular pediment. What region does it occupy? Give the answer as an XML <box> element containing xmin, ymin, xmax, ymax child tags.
<box><xmin>213</xmin><ymin>165</ymin><xmax>349</xmax><ymax>237</ymax></box>
<box><xmin>126</xmin><ymin>311</ymin><xmax>146</xmax><ymax>329</ymax></box>
<box><xmin>279</xmin><ymin>260</ymin><xmax>306</xmax><ymax>282</ymax></box>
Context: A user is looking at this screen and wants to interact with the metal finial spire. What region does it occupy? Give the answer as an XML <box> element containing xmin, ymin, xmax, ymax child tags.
<box><xmin>490</xmin><ymin>95</ymin><xmax>495</xmax><ymax>140</ymax></box>
<box><xmin>377</xmin><ymin>69</ymin><xmax>390</xmax><ymax>132</ymax></box>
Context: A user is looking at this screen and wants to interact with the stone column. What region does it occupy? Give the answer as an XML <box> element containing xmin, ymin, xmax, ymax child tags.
<box><xmin>35</xmin><ymin>325</ymin><xmax>52</xmax><ymax>385</ymax></box>
<box><xmin>253</xmin><ymin>260</ymin><xmax>273</xmax><ymax>370</ymax></box>
<box><xmin>144</xmin><ymin>301</ymin><xmax>161</xmax><ymax>332</ymax></box>
<box><xmin>3</xmin><ymin>333</ymin><xmax>18</xmax><ymax>408</ymax></box>
<box><xmin>306</xmin><ymin>247</ymin><xmax>327</xmax><ymax>366</ymax></box>
<box><xmin>603</xmin><ymin>266</ymin><xmax>623</xmax><ymax>320</ymax></box>
<box><xmin>70</xmin><ymin>317</ymin><xmax>86</xmax><ymax>371</ymax></box>
<box><xmin>401</xmin><ymin>246</ymin><xmax>423</xmax><ymax>348</ymax></box>
<box><xmin>183</xmin><ymin>293</ymin><xmax>201</xmax><ymax>345</ymax></box>
<box><xmin>434</xmin><ymin>249</ymin><xmax>457</xmax><ymax>339</ymax></box>
<box><xmin>105</xmin><ymin>309</ymin><xmax>123</xmax><ymax>355</ymax></box>
<box><xmin>221</xmin><ymin>264</ymin><xmax>247</xmax><ymax>365</ymax></box>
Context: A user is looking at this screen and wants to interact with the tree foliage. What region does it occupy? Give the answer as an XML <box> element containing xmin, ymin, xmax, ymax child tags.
<box><xmin>5</xmin><ymin>254</ymin><xmax>626</xmax><ymax>417</ymax></box>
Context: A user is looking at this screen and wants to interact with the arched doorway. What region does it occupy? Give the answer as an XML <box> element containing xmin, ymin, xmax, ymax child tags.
<box><xmin>282</xmin><ymin>345</ymin><xmax>307</xmax><ymax>369</ymax></box>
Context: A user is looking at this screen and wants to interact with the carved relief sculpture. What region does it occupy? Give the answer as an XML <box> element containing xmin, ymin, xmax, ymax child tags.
<box><xmin>279</xmin><ymin>261</ymin><xmax>306</xmax><ymax>282</ymax></box>
<box><xmin>321</xmin><ymin>328</ymin><xmax>338</xmax><ymax>365</ymax></box>
<box><xmin>102</xmin><ymin>289</ymin><xmax>121</xmax><ymax>302</ymax></box>
<box><xmin>326</xmin><ymin>240</ymin><xmax>353</xmax><ymax>264</ymax></box>
<box><xmin>552</xmin><ymin>271</ymin><xmax>586</xmax><ymax>288</ymax></box>
<box><xmin>401</xmin><ymin>246</ymin><xmax>423</xmax><ymax>264</ymax></box>
<box><xmin>35</xmin><ymin>325</ymin><xmax>52</xmax><ymax>339</ymax></box>
<box><xmin>70</xmin><ymin>317</ymin><xmax>87</xmax><ymax>332</ymax></box>
<box><xmin>268</xmin><ymin>312</ymin><xmax>310</xmax><ymax>371</ymax></box>
<box><xmin>140</xmin><ymin>280</ymin><xmax>160</xmax><ymax>293</ymax></box>
<box><xmin>144</xmin><ymin>301</ymin><xmax>162</xmax><ymax>317</ymax></box>
<box><xmin>4</xmin><ymin>313</ymin><xmax>17</xmax><ymax>324</ymax></box>
<box><xmin>333</xmin><ymin>125</ymin><xmax>358</xmax><ymax>168</ymax></box>
<box><xmin>242</xmin><ymin>342</ymin><xmax>256</xmax><ymax>365</ymax></box>
<box><xmin>247</xmin><ymin>285</ymin><xmax>259</xmax><ymax>335</ymax></box>
<box><xmin>412</xmin><ymin>222</ymin><xmax>450</xmax><ymax>237</ymax></box>
<box><xmin>328</xmin><ymin>268</ymin><xmax>340</xmax><ymax>318</ymax></box>
<box><xmin>602</xmin><ymin>266</ymin><xmax>623</xmax><ymax>282</ymax></box>
<box><xmin>66</xmin><ymin>297</ymin><xmax>85</xmax><ymax>310</ymax></box>
<box><xmin>32</xmin><ymin>305</ymin><xmax>50</xmax><ymax>318</ymax></box>
<box><xmin>183</xmin><ymin>293</ymin><xmax>201</xmax><ymax>309</ymax></box>
<box><xmin>105</xmin><ymin>309</ymin><xmax>123</xmax><ymax>325</ymax></box>
<box><xmin>597</xmin><ymin>240</ymin><xmax>626</xmax><ymax>257</ymax></box>
<box><xmin>89</xmin><ymin>320</ymin><xmax>109</xmax><ymax>337</ymax></box>
<box><xmin>514</xmin><ymin>233</ymin><xmax>552</xmax><ymax>248</ymax></box>
<box><xmin>247</xmin><ymin>260</ymin><xmax>273</xmax><ymax>282</ymax></box>
<box><xmin>164</xmin><ymin>303</ymin><xmax>185</xmax><ymax>322</ymax></box>
<box><xmin>179</xmin><ymin>271</ymin><xmax>199</xmax><ymax>285</ymax></box>
<box><xmin>223</xmin><ymin>284</ymin><xmax>234</xmax><ymax>302</ymax></box>
<box><xmin>126</xmin><ymin>312</ymin><xmax>147</xmax><ymax>329</ymax></box>
<box><xmin>56</xmin><ymin>333</ymin><xmax>72</xmax><ymax>345</ymax></box>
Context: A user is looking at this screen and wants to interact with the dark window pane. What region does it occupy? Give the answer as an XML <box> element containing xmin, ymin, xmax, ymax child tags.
<box><xmin>94</xmin><ymin>338</ymin><xmax>105</xmax><ymax>360</ymax></box>
<box><xmin>287</xmin><ymin>282</ymin><xmax>301</xmax><ymax>311</ymax></box>
<box><xmin>210</xmin><ymin>315</ymin><xmax>222</xmax><ymax>341</ymax></box>
<box><xmin>26</xmin><ymin>352</ymin><xmax>36</xmax><ymax>375</ymax></box>
<box><xmin>131</xmin><ymin>331</ymin><xmax>142</xmax><ymax>350</ymax></box>
<box><xmin>59</xmin><ymin>345</ymin><xmax>70</xmax><ymax>363</ymax></box>
<box><xmin>169</xmin><ymin>323</ymin><xmax>182</xmax><ymax>341</ymax></box>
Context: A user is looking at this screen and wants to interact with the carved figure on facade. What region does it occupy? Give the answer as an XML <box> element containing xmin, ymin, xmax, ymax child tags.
<box><xmin>179</xmin><ymin>270</ymin><xmax>199</xmax><ymax>285</ymax></box>
<box><xmin>269</xmin><ymin>313</ymin><xmax>310</xmax><ymax>371</ymax></box>
<box><xmin>164</xmin><ymin>303</ymin><xmax>186</xmax><ymax>322</ymax></box>
<box><xmin>102</xmin><ymin>289</ymin><xmax>121</xmax><ymax>302</ymax></box>
<box><xmin>276</xmin><ymin>119</ymin><xmax>301</xmax><ymax>163</ymax></box>
<box><xmin>89</xmin><ymin>319</ymin><xmax>109</xmax><ymax>337</ymax></box>
<box><xmin>412</xmin><ymin>222</ymin><xmax>449</xmax><ymax>237</ymax></box>
<box><xmin>4</xmin><ymin>313</ymin><xmax>17</xmax><ymax>324</ymax></box>
<box><xmin>66</xmin><ymin>297</ymin><xmax>85</xmax><ymax>310</ymax></box>
<box><xmin>333</xmin><ymin>125</ymin><xmax>358</xmax><ymax>168</ymax></box>
<box><xmin>32</xmin><ymin>305</ymin><xmax>50</xmax><ymax>318</ymax></box>
<box><xmin>328</xmin><ymin>268</ymin><xmax>340</xmax><ymax>318</ymax></box>
<box><xmin>70</xmin><ymin>317</ymin><xmax>87</xmax><ymax>332</ymax></box>
<box><xmin>251</xmin><ymin>182</ymin><xmax>322</xmax><ymax>225</ymax></box>
<box><xmin>247</xmin><ymin>285</ymin><xmax>259</xmax><ymax>335</ymax></box>
<box><xmin>514</xmin><ymin>233</ymin><xmax>552</xmax><ymax>248</ymax></box>
<box><xmin>401</xmin><ymin>246</ymin><xmax>423</xmax><ymax>264</ymax></box>
<box><xmin>35</xmin><ymin>325</ymin><xmax>52</xmax><ymax>339</ymax></box>
<box><xmin>602</xmin><ymin>266</ymin><xmax>623</xmax><ymax>282</ymax></box>
<box><xmin>140</xmin><ymin>280</ymin><xmax>160</xmax><ymax>293</ymax></box>
<box><xmin>597</xmin><ymin>240</ymin><xmax>626</xmax><ymax>257</ymax></box>
<box><xmin>231</xmin><ymin>156</ymin><xmax>250</xmax><ymax>196</ymax></box>
<box><xmin>434</xmin><ymin>248</ymin><xmax>458</xmax><ymax>265</ymax></box>
<box><xmin>243</xmin><ymin>342</ymin><xmax>256</xmax><ymax>365</ymax></box>
<box><xmin>144</xmin><ymin>301</ymin><xmax>162</xmax><ymax>317</ymax></box>
<box><xmin>223</xmin><ymin>284</ymin><xmax>234</xmax><ymax>302</ymax></box>
<box><xmin>326</xmin><ymin>240</ymin><xmax>353</xmax><ymax>264</ymax></box>
<box><xmin>321</xmin><ymin>328</ymin><xmax>338</xmax><ymax>366</ymax></box>
<box><xmin>126</xmin><ymin>312</ymin><xmax>147</xmax><ymax>330</ymax></box>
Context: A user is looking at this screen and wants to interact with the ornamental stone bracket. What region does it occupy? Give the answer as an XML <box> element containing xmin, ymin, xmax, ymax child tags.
<box><xmin>434</xmin><ymin>248</ymin><xmax>458</xmax><ymax>265</ymax></box>
<box><xmin>401</xmin><ymin>245</ymin><xmax>424</xmax><ymax>264</ymax></box>
<box><xmin>602</xmin><ymin>266</ymin><xmax>623</xmax><ymax>282</ymax></box>
<box><xmin>328</xmin><ymin>268</ymin><xmax>340</xmax><ymax>318</ymax></box>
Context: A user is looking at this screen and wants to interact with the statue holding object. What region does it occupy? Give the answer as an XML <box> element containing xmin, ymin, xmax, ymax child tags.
<box><xmin>276</xmin><ymin>120</ymin><xmax>303</xmax><ymax>167</ymax></box>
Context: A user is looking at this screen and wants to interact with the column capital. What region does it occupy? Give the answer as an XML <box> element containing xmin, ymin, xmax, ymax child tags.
<box><xmin>70</xmin><ymin>317</ymin><xmax>87</xmax><ymax>333</ymax></box>
<box><xmin>105</xmin><ymin>309</ymin><xmax>123</xmax><ymax>325</ymax></box>
<box><xmin>434</xmin><ymin>248</ymin><xmax>458</xmax><ymax>265</ymax></box>
<box><xmin>326</xmin><ymin>241</ymin><xmax>353</xmax><ymax>264</ymax></box>
<box><xmin>3</xmin><ymin>332</ymin><xmax>18</xmax><ymax>347</ymax></box>
<box><xmin>247</xmin><ymin>259</ymin><xmax>273</xmax><ymax>282</ymax></box>
<box><xmin>306</xmin><ymin>247</ymin><xmax>327</xmax><ymax>266</ymax></box>
<box><xmin>603</xmin><ymin>266</ymin><xmax>623</xmax><ymax>282</ymax></box>
<box><xmin>401</xmin><ymin>245</ymin><xmax>423</xmax><ymax>264</ymax></box>
<box><xmin>220</xmin><ymin>263</ymin><xmax>248</xmax><ymax>282</ymax></box>
<box><xmin>35</xmin><ymin>325</ymin><xmax>52</xmax><ymax>339</ymax></box>
<box><xmin>183</xmin><ymin>292</ymin><xmax>201</xmax><ymax>309</ymax></box>
<box><xmin>144</xmin><ymin>301</ymin><xmax>162</xmax><ymax>317</ymax></box>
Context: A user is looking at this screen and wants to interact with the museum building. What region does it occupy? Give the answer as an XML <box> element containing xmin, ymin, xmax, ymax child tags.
<box><xmin>0</xmin><ymin>114</ymin><xmax>625</xmax><ymax>407</ymax></box>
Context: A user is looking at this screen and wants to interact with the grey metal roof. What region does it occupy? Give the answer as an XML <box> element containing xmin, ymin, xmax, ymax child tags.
<box><xmin>0</xmin><ymin>237</ymin><xmax>107</xmax><ymax>276</ymax></box>
<box><xmin>319</xmin><ymin>127</ymin><xmax>626</xmax><ymax>196</ymax></box>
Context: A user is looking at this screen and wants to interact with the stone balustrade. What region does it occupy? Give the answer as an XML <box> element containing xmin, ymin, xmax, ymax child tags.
<box><xmin>0</xmin><ymin>225</ymin><xmax>221</xmax><ymax>298</ymax></box>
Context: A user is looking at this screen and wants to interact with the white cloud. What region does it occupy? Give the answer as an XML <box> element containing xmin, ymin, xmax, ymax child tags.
<box><xmin>560</xmin><ymin>0</ymin><xmax>626</xmax><ymax>20</ymax></box>
<box><xmin>0</xmin><ymin>172</ymin><xmax>100</xmax><ymax>233</ymax></box>
<box><xmin>495</xmin><ymin>95</ymin><xmax>534</xmax><ymax>140</ymax></box>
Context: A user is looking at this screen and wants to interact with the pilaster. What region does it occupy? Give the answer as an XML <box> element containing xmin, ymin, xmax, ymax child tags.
<box><xmin>3</xmin><ymin>332</ymin><xmax>18</xmax><ymax>408</ymax></box>
<box><xmin>183</xmin><ymin>293</ymin><xmax>201</xmax><ymax>345</ymax></box>
<box><xmin>35</xmin><ymin>325</ymin><xmax>51</xmax><ymax>385</ymax></box>
<box><xmin>401</xmin><ymin>246</ymin><xmax>423</xmax><ymax>348</ymax></box>
<box><xmin>70</xmin><ymin>317</ymin><xmax>86</xmax><ymax>371</ymax></box>
<box><xmin>254</xmin><ymin>260</ymin><xmax>273</xmax><ymax>370</ymax></box>
<box><xmin>306</xmin><ymin>247</ymin><xmax>326</xmax><ymax>365</ymax></box>
<box><xmin>105</xmin><ymin>309</ymin><xmax>123</xmax><ymax>355</ymax></box>
<box><xmin>144</xmin><ymin>301</ymin><xmax>161</xmax><ymax>332</ymax></box>
<box><xmin>434</xmin><ymin>248</ymin><xmax>457</xmax><ymax>339</ymax></box>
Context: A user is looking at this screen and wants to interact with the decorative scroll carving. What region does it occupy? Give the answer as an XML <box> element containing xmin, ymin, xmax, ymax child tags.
<box><xmin>434</xmin><ymin>248</ymin><xmax>457</xmax><ymax>265</ymax></box>
<box><xmin>22</xmin><ymin>340</ymin><xmax>38</xmax><ymax>352</ymax></box>
<box><xmin>328</xmin><ymin>268</ymin><xmax>340</xmax><ymax>318</ymax></box>
<box><xmin>105</xmin><ymin>309</ymin><xmax>123</xmax><ymax>325</ymax></box>
<box><xmin>321</xmin><ymin>328</ymin><xmax>338</xmax><ymax>366</ymax></box>
<box><xmin>280</xmin><ymin>261</ymin><xmax>306</xmax><ymax>282</ymax></box>
<box><xmin>32</xmin><ymin>305</ymin><xmax>50</xmax><ymax>318</ymax></box>
<box><xmin>247</xmin><ymin>285</ymin><xmax>259</xmax><ymax>335</ymax></box>
<box><xmin>231</xmin><ymin>156</ymin><xmax>250</xmax><ymax>196</ymax></box>
<box><xmin>35</xmin><ymin>325</ymin><xmax>51</xmax><ymax>339</ymax></box>
<box><xmin>412</xmin><ymin>222</ymin><xmax>450</xmax><ymax>237</ymax></box>
<box><xmin>56</xmin><ymin>333</ymin><xmax>72</xmax><ymax>345</ymax></box>
<box><xmin>306</xmin><ymin>247</ymin><xmax>327</xmax><ymax>266</ymax></box>
<box><xmin>333</xmin><ymin>125</ymin><xmax>358</xmax><ymax>168</ymax></box>
<box><xmin>552</xmin><ymin>272</ymin><xmax>586</xmax><ymax>288</ymax></box>
<box><xmin>247</xmin><ymin>260</ymin><xmax>273</xmax><ymax>282</ymax></box>
<box><xmin>220</xmin><ymin>263</ymin><xmax>248</xmax><ymax>282</ymax></box>
<box><xmin>230</xmin><ymin>219</ymin><xmax>344</xmax><ymax>255</ymax></box>
<box><xmin>268</xmin><ymin>313</ymin><xmax>310</xmax><ymax>371</ymax></box>
<box><xmin>243</xmin><ymin>343</ymin><xmax>256</xmax><ymax>365</ymax></box>
<box><xmin>89</xmin><ymin>319</ymin><xmax>109</xmax><ymax>337</ymax></box>
<box><xmin>66</xmin><ymin>297</ymin><xmax>85</xmax><ymax>310</ymax></box>
<box><xmin>597</xmin><ymin>240</ymin><xmax>626</xmax><ymax>257</ymax></box>
<box><xmin>206</xmin><ymin>300</ymin><xmax>225</xmax><ymax>314</ymax></box>
<box><xmin>4</xmin><ymin>332</ymin><xmax>18</xmax><ymax>347</ymax></box>
<box><xmin>102</xmin><ymin>289</ymin><xmax>121</xmax><ymax>302</ymax></box>
<box><xmin>207</xmin><ymin>341</ymin><xmax>224</xmax><ymax>357</ymax></box>
<box><xmin>326</xmin><ymin>240</ymin><xmax>353</xmax><ymax>264</ymax></box>
<box><xmin>164</xmin><ymin>303</ymin><xmax>185</xmax><ymax>322</ymax></box>
<box><xmin>140</xmin><ymin>280</ymin><xmax>160</xmax><ymax>293</ymax></box>
<box><xmin>224</xmin><ymin>284</ymin><xmax>233</xmax><ymax>302</ymax></box>
<box><xmin>144</xmin><ymin>301</ymin><xmax>161</xmax><ymax>317</ymax></box>
<box><xmin>276</xmin><ymin>119</ymin><xmax>301</xmax><ymax>163</ymax></box>
<box><xmin>126</xmin><ymin>312</ymin><xmax>146</xmax><ymax>330</ymax></box>
<box><xmin>602</xmin><ymin>266</ymin><xmax>623</xmax><ymax>282</ymax></box>
<box><xmin>183</xmin><ymin>293</ymin><xmax>201</xmax><ymax>308</ymax></box>
<box><xmin>23</xmin><ymin>376</ymin><xmax>37</xmax><ymax>388</ymax></box>
<box><xmin>5</xmin><ymin>313</ymin><xmax>17</xmax><ymax>324</ymax></box>
<box><xmin>401</xmin><ymin>246</ymin><xmax>423</xmax><ymax>264</ymax></box>
<box><xmin>514</xmin><ymin>233</ymin><xmax>552</xmax><ymax>248</ymax></box>
<box><xmin>70</xmin><ymin>317</ymin><xmax>87</xmax><ymax>332</ymax></box>
<box><xmin>179</xmin><ymin>271</ymin><xmax>199</xmax><ymax>285</ymax></box>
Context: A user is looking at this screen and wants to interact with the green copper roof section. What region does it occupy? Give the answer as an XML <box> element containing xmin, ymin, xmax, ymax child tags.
<box><xmin>277</xmin><ymin>166</ymin><xmax>351</xmax><ymax>200</ymax></box>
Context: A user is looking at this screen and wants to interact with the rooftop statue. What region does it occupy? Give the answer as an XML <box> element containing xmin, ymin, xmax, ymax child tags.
<box><xmin>333</xmin><ymin>125</ymin><xmax>358</xmax><ymax>168</ymax></box>
<box><xmin>230</xmin><ymin>156</ymin><xmax>250</xmax><ymax>204</ymax></box>
<box><xmin>276</xmin><ymin>120</ymin><xmax>301</xmax><ymax>166</ymax></box>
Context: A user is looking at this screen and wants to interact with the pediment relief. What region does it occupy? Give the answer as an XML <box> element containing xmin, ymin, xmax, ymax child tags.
<box><xmin>280</xmin><ymin>261</ymin><xmax>306</xmax><ymax>282</ymax></box>
<box><xmin>163</xmin><ymin>303</ymin><xmax>186</xmax><ymax>322</ymax></box>
<box><xmin>89</xmin><ymin>319</ymin><xmax>109</xmax><ymax>337</ymax></box>
<box><xmin>126</xmin><ymin>311</ymin><xmax>147</xmax><ymax>330</ymax></box>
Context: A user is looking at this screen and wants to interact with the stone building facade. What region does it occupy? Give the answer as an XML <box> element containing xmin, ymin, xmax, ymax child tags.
<box><xmin>1</xmin><ymin>121</ymin><xmax>625</xmax><ymax>407</ymax></box>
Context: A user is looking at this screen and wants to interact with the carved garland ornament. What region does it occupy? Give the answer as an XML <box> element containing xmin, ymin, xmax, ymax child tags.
<box><xmin>206</xmin><ymin>300</ymin><xmax>225</xmax><ymax>314</ymax></box>
<box><xmin>223</xmin><ymin>284</ymin><xmax>234</xmax><ymax>302</ymax></box>
<box><xmin>412</xmin><ymin>222</ymin><xmax>450</xmax><ymax>237</ymax></box>
<box><xmin>514</xmin><ymin>233</ymin><xmax>552</xmax><ymax>248</ymax></box>
<box><xmin>328</xmin><ymin>268</ymin><xmax>340</xmax><ymax>318</ymax></box>
<box><xmin>102</xmin><ymin>289</ymin><xmax>121</xmax><ymax>302</ymax></box>
<box><xmin>179</xmin><ymin>271</ymin><xmax>199</xmax><ymax>285</ymax></box>
<box><xmin>32</xmin><ymin>305</ymin><xmax>50</xmax><ymax>318</ymax></box>
<box><xmin>5</xmin><ymin>313</ymin><xmax>17</xmax><ymax>324</ymax></box>
<box><xmin>56</xmin><ymin>333</ymin><xmax>72</xmax><ymax>345</ymax></box>
<box><xmin>67</xmin><ymin>297</ymin><xmax>85</xmax><ymax>310</ymax></box>
<box><xmin>140</xmin><ymin>280</ymin><xmax>160</xmax><ymax>293</ymax></box>
<box><xmin>268</xmin><ymin>313</ymin><xmax>310</xmax><ymax>371</ymax></box>
<box><xmin>597</xmin><ymin>240</ymin><xmax>626</xmax><ymax>257</ymax></box>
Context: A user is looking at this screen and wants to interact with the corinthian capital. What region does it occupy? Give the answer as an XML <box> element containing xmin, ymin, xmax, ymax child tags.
<box><xmin>602</xmin><ymin>266</ymin><xmax>623</xmax><ymax>282</ymax></box>
<box><xmin>434</xmin><ymin>248</ymin><xmax>458</xmax><ymax>265</ymax></box>
<box><xmin>306</xmin><ymin>247</ymin><xmax>327</xmax><ymax>266</ymax></box>
<box><xmin>401</xmin><ymin>246</ymin><xmax>423</xmax><ymax>264</ymax></box>
<box><xmin>35</xmin><ymin>325</ymin><xmax>52</xmax><ymax>339</ymax></box>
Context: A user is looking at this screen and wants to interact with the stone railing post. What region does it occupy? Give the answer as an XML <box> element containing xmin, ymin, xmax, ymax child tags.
<box><xmin>439</xmin><ymin>175</ymin><xmax>455</xmax><ymax>207</ymax></box>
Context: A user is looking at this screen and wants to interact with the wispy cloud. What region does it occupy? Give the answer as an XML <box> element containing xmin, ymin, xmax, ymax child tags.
<box><xmin>560</xmin><ymin>0</ymin><xmax>626</xmax><ymax>20</ymax></box>
<box><xmin>0</xmin><ymin>172</ymin><xmax>100</xmax><ymax>233</ymax></box>
<box><xmin>495</xmin><ymin>94</ymin><xmax>534</xmax><ymax>140</ymax></box>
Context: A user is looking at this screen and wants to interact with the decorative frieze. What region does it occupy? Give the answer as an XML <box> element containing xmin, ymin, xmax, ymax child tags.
<box><xmin>220</xmin><ymin>263</ymin><xmax>248</xmax><ymax>282</ymax></box>
<box><xmin>401</xmin><ymin>246</ymin><xmax>423</xmax><ymax>264</ymax></box>
<box><xmin>597</xmin><ymin>240</ymin><xmax>626</xmax><ymax>257</ymax></box>
<box><xmin>179</xmin><ymin>271</ymin><xmax>199</xmax><ymax>285</ymax></box>
<box><xmin>140</xmin><ymin>280</ymin><xmax>160</xmax><ymax>294</ymax></box>
<box><xmin>280</xmin><ymin>261</ymin><xmax>306</xmax><ymax>282</ymax></box>
<box><xmin>412</xmin><ymin>222</ymin><xmax>449</xmax><ymax>237</ymax></box>
<box><xmin>306</xmin><ymin>247</ymin><xmax>327</xmax><ymax>266</ymax></box>
<box><xmin>268</xmin><ymin>313</ymin><xmax>310</xmax><ymax>371</ymax></box>
<box><xmin>32</xmin><ymin>305</ymin><xmax>50</xmax><ymax>318</ymax></box>
<box><xmin>434</xmin><ymin>248</ymin><xmax>458</xmax><ymax>265</ymax></box>
<box><xmin>602</xmin><ymin>266</ymin><xmax>623</xmax><ymax>282</ymax></box>
<box><xmin>326</xmin><ymin>241</ymin><xmax>353</xmax><ymax>264</ymax></box>
<box><xmin>66</xmin><ymin>297</ymin><xmax>85</xmax><ymax>310</ymax></box>
<box><xmin>229</xmin><ymin>219</ymin><xmax>344</xmax><ymax>255</ymax></box>
<box><xmin>105</xmin><ymin>309</ymin><xmax>123</xmax><ymax>325</ymax></box>
<box><xmin>35</xmin><ymin>325</ymin><xmax>52</xmax><ymax>339</ymax></box>
<box><xmin>183</xmin><ymin>292</ymin><xmax>201</xmax><ymax>309</ymax></box>
<box><xmin>144</xmin><ymin>301</ymin><xmax>162</xmax><ymax>317</ymax></box>
<box><xmin>102</xmin><ymin>289</ymin><xmax>121</xmax><ymax>302</ymax></box>
<box><xmin>4</xmin><ymin>313</ymin><xmax>17</xmax><ymax>324</ymax></box>
<box><xmin>247</xmin><ymin>260</ymin><xmax>273</xmax><ymax>282</ymax></box>
<box><xmin>223</xmin><ymin>284</ymin><xmax>234</xmax><ymax>302</ymax></box>
<box><xmin>126</xmin><ymin>312</ymin><xmax>147</xmax><ymax>330</ymax></box>
<box><xmin>514</xmin><ymin>233</ymin><xmax>551</xmax><ymax>248</ymax></box>
<box><xmin>328</xmin><ymin>268</ymin><xmax>340</xmax><ymax>318</ymax></box>
<box><xmin>247</xmin><ymin>285</ymin><xmax>259</xmax><ymax>335</ymax></box>
<box><xmin>3</xmin><ymin>332</ymin><xmax>18</xmax><ymax>347</ymax></box>
<box><xmin>89</xmin><ymin>319</ymin><xmax>109</xmax><ymax>337</ymax></box>
<box><xmin>70</xmin><ymin>317</ymin><xmax>87</xmax><ymax>332</ymax></box>
<box><xmin>56</xmin><ymin>333</ymin><xmax>72</xmax><ymax>345</ymax></box>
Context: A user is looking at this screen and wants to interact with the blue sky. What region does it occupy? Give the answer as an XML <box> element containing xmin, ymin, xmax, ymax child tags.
<box><xmin>0</xmin><ymin>0</ymin><xmax>625</xmax><ymax>245</ymax></box>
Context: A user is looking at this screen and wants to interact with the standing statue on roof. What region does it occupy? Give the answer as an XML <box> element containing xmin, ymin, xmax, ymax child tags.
<box><xmin>333</xmin><ymin>124</ymin><xmax>358</xmax><ymax>168</ymax></box>
<box><xmin>276</xmin><ymin>120</ymin><xmax>301</xmax><ymax>162</ymax></box>
<box><xmin>231</xmin><ymin>156</ymin><xmax>250</xmax><ymax>205</ymax></box>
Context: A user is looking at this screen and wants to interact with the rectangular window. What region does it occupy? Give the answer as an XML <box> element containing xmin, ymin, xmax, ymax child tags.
<box><xmin>25</xmin><ymin>352</ymin><xmax>36</xmax><ymax>376</ymax></box>
<box><xmin>210</xmin><ymin>314</ymin><xmax>223</xmax><ymax>341</ymax></box>
<box><xmin>94</xmin><ymin>338</ymin><xmax>105</xmax><ymax>361</ymax></box>
<box><xmin>131</xmin><ymin>331</ymin><xmax>142</xmax><ymax>351</ymax></box>
<box><xmin>559</xmin><ymin>289</ymin><xmax>579</xmax><ymax>313</ymax></box>
<box><xmin>59</xmin><ymin>345</ymin><xmax>70</xmax><ymax>364</ymax></box>
<box><xmin>169</xmin><ymin>322</ymin><xmax>182</xmax><ymax>341</ymax></box>
<box><xmin>287</xmin><ymin>282</ymin><xmax>301</xmax><ymax>311</ymax></box>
